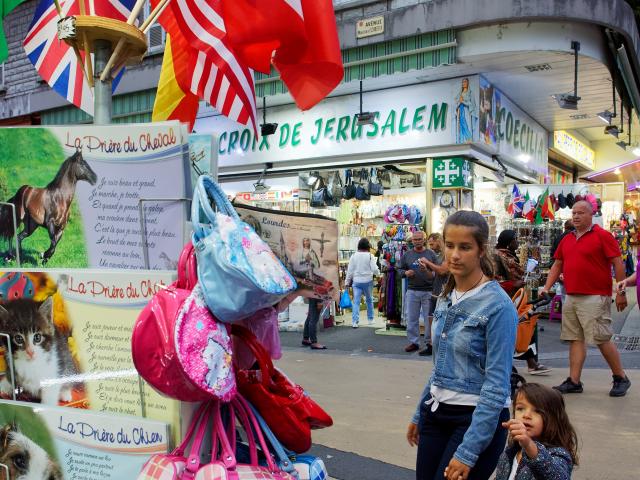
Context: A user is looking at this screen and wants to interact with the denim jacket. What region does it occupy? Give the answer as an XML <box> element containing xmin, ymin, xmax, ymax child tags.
<box><xmin>411</xmin><ymin>280</ymin><xmax>517</xmax><ymax>467</ymax></box>
<box><xmin>494</xmin><ymin>443</ymin><xmax>573</xmax><ymax>480</ymax></box>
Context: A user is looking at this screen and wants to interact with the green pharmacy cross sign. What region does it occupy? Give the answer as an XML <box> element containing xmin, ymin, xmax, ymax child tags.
<box><xmin>432</xmin><ymin>157</ymin><xmax>473</xmax><ymax>189</ymax></box>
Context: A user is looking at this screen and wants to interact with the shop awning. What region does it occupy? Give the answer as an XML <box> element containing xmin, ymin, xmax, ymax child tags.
<box><xmin>584</xmin><ymin>158</ymin><xmax>640</xmax><ymax>190</ymax></box>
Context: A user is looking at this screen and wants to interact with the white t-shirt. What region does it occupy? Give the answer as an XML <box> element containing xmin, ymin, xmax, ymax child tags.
<box><xmin>428</xmin><ymin>281</ymin><xmax>510</xmax><ymax>410</ymax></box>
<box><xmin>508</xmin><ymin>456</ymin><xmax>518</xmax><ymax>480</ymax></box>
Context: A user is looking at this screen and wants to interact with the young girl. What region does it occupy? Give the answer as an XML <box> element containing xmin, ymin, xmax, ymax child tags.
<box><xmin>407</xmin><ymin>211</ymin><xmax>518</xmax><ymax>480</ymax></box>
<box><xmin>495</xmin><ymin>383</ymin><xmax>578</xmax><ymax>480</ymax></box>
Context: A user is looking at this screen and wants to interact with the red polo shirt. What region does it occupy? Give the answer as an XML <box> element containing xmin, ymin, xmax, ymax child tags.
<box><xmin>554</xmin><ymin>224</ymin><xmax>620</xmax><ymax>296</ymax></box>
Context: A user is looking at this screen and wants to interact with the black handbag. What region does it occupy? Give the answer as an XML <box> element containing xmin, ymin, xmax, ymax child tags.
<box><xmin>329</xmin><ymin>171</ymin><xmax>343</xmax><ymax>206</ymax></box>
<box><xmin>368</xmin><ymin>168</ymin><xmax>384</xmax><ymax>196</ymax></box>
<box><xmin>311</xmin><ymin>177</ymin><xmax>333</xmax><ymax>207</ymax></box>
<box><xmin>355</xmin><ymin>168</ymin><xmax>371</xmax><ymax>201</ymax></box>
<box><xmin>343</xmin><ymin>169</ymin><xmax>356</xmax><ymax>199</ymax></box>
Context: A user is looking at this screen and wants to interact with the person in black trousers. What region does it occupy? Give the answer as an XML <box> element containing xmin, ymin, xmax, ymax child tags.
<box><xmin>302</xmin><ymin>298</ymin><xmax>326</xmax><ymax>350</ymax></box>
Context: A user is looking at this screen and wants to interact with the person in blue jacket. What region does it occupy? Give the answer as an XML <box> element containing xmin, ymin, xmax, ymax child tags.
<box><xmin>407</xmin><ymin>210</ymin><xmax>517</xmax><ymax>480</ymax></box>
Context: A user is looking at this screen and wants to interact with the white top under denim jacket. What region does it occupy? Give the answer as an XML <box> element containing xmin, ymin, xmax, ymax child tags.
<box><xmin>346</xmin><ymin>252</ymin><xmax>380</xmax><ymax>285</ymax></box>
<box><xmin>411</xmin><ymin>280</ymin><xmax>518</xmax><ymax>468</ymax></box>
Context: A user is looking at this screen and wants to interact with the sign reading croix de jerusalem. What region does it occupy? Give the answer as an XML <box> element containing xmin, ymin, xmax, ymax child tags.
<box><xmin>196</xmin><ymin>75</ymin><xmax>548</xmax><ymax>175</ymax></box>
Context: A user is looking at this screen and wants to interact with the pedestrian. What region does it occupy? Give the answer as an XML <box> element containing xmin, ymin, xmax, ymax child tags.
<box><xmin>407</xmin><ymin>211</ymin><xmax>517</xmax><ymax>480</ymax></box>
<box><xmin>302</xmin><ymin>298</ymin><xmax>326</xmax><ymax>350</ymax></box>
<box><xmin>345</xmin><ymin>238</ymin><xmax>380</xmax><ymax>328</ymax></box>
<box><xmin>398</xmin><ymin>231</ymin><xmax>438</xmax><ymax>353</ymax></box>
<box><xmin>414</xmin><ymin>233</ymin><xmax>446</xmax><ymax>356</ymax></box>
<box><xmin>617</xmin><ymin>257</ymin><xmax>639</xmax><ymax>310</ymax></box>
<box><xmin>494</xmin><ymin>229</ymin><xmax>550</xmax><ymax>375</ymax></box>
<box><xmin>540</xmin><ymin>200</ymin><xmax>631</xmax><ymax>397</ymax></box>
<box><xmin>550</xmin><ymin>220</ymin><xmax>575</xmax><ymax>259</ymax></box>
<box><xmin>494</xmin><ymin>383</ymin><xmax>578</xmax><ymax>480</ymax></box>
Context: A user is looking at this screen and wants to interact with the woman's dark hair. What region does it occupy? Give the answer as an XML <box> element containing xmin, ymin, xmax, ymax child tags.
<box><xmin>441</xmin><ymin>211</ymin><xmax>494</xmax><ymax>296</ymax></box>
<box><xmin>357</xmin><ymin>238</ymin><xmax>371</xmax><ymax>251</ymax></box>
<box><xmin>513</xmin><ymin>383</ymin><xmax>579</xmax><ymax>465</ymax></box>
<box><xmin>496</xmin><ymin>229</ymin><xmax>517</xmax><ymax>249</ymax></box>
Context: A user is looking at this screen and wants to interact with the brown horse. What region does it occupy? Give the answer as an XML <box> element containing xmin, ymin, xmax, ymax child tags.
<box><xmin>0</xmin><ymin>149</ymin><xmax>97</xmax><ymax>264</ymax></box>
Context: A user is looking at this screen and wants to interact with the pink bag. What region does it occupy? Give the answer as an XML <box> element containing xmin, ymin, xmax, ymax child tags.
<box><xmin>175</xmin><ymin>283</ymin><xmax>236</xmax><ymax>401</ymax></box>
<box><xmin>234</xmin><ymin>307</ymin><xmax>282</xmax><ymax>370</ymax></box>
<box><xmin>137</xmin><ymin>402</ymin><xmax>212</xmax><ymax>480</ymax></box>
<box><xmin>132</xmin><ymin>243</ymin><xmax>211</xmax><ymax>402</ymax></box>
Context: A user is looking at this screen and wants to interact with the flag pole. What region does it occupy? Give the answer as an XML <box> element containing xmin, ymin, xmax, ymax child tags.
<box><xmin>99</xmin><ymin>0</ymin><xmax>147</xmax><ymax>82</ymax></box>
<box><xmin>94</xmin><ymin>39</ymin><xmax>112</xmax><ymax>124</ymax></box>
<box><xmin>140</xmin><ymin>0</ymin><xmax>171</xmax><ymax>34</ymax></box>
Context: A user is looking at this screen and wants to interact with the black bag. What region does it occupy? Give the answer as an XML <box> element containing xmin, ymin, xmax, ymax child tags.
<box><xmin>355</xmin><ymin>184</ymin><xmax>370</xmax><ymax>201</ymax></box>
<box><xmin>311</xmin><ymin>177</ymin><xmax>333</xmax><ymax>207</ymax></box>
<box><xmin>368</xmin><ymin>168</ymin><xmax>384</xmax><ymax>196</ymax></box>
<box><xmin>343</xmin><ymin>169</ymin><xmax>356</xmax><ymax>199</ymax></box>
<box><xmin>329</xmin><ymin>171</ymin><xmax>343</xmax><ymax>206</ymax></box>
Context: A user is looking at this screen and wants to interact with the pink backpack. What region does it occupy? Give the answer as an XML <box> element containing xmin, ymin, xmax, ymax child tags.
<box><xmin>132</xmin><ymin>243</ymin><xmax>212</xmax><ymax>402</ymax></box>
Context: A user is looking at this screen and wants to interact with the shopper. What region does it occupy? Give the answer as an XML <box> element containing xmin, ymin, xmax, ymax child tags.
<box><xmin>414</xmin><ymin>233</ymin><xmax>447</xmax><ymax>356</ymax></box>
<box><xmin>540</xmin><ymin>200</ymin><xmax>631</xmax><ymax>397</ymax></box>
<box><xmin>407</xmin><ymin>211</ymin><xmax>517</xmax><ymax>480</ymax></box>
<box><xmin>398</xmin><ymin>231</ymin><xmax>438</xmax><ymax>352</ymax></box>
<box><xmin>550</xmin><ymin>220</ymin><xmax>575</xmax><ymax>258</ymax></box>
<box><xmin>494</xmin><ymin>230</ymin><xmax>550</xmax><ymax>375</ymax></box>
<box><xmin>495</xmin><ymin>383</ymin><xmax>578</xmax><ymax>480</ymax></box>
<box><xmin>302</xmin><ymin>298</ymin><xmax>326</xmax><ymax>350</ymax></box>
<box><xmin>345</xmin><ymin>238</ymin><xmax>380</xmax><ymax>328</ymax></box>
<box><xmin>618</xmin><ymin>269</ymin><xmax>638</xmax><ymax>310</ymax></box>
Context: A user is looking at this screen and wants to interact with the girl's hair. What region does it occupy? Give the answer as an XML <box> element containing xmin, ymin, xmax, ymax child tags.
<box><xmin>357</xmin><ymin>238</ymin><xmax>371</xmax><ymax>251</ymax></box>
<box><xmin>441</xmin><ymin>211</ymin><xmax>494</xmax><ymax>297</ymax></box>
<box><xmin>514</xmin><ymin>383</ymin><xmax>579</xmax><ymax>465</ymax></box>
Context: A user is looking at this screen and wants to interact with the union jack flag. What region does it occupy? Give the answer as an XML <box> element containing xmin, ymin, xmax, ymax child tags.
<box><xmin>23</xmin><ymin>0</ymin><xmax>135</xmax><ymax>116</ymax></box>
<box><xmin>507</xmin><ymin>184</ymin><xmax>525</xmax><ymax>215</ymax></box>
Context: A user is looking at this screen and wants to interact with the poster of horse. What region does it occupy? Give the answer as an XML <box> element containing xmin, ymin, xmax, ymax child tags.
<box><xmin>0</xmin><ymin>122</ymin><xmax>190</xmax><ymax>269</ymax></box>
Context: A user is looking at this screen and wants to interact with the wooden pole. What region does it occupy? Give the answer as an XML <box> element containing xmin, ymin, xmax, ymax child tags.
<box><xmin>78</xmin><ymin>0</ymin><xmax>94</xmax><ymax>87</ymax></box>
<box><xmin>140</xmin><ymin>0</ymin><xmax>170</xmax><ymax>34</ymax></box>
<box><xmin>99</xmin><ymin>0</ymin><xmax>147</xmax><ymax>81</ymax></box>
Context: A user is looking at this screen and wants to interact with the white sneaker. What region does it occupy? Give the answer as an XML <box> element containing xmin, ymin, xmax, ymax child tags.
<box><xmin>352</xmin><ymin>323</ymin><xmax>359</xmax><ymax>328</ymax></box>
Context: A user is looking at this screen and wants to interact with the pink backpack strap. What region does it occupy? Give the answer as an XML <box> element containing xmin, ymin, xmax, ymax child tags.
<box><xmin>235</xmin><ymin>395</ymin><xmax>278</xmax><ymax>473</ymax></box>
<box><xmin>183</xmin><ymin>401</ymin><xmax>216</xmax><ymax>476</ymax></box>
<box><xmin>172</xmin><ymin>401</ymin><xmax>209</xmax><ymax>456</ymax></box>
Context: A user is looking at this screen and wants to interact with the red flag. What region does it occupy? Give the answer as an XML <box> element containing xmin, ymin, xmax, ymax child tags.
<box><xmin>272</xmin><ymin>0</ymin><xmax>343</xmax><ymax>110</ymax></box>
<box><xmin>156</xmin><ymin>0</ymin><xmax>257</xmax><ymax>132</ymax></box>
<box><xmin>220</xmin><ymin>0</ymin><xmax>307</xmax><ymax>73</ymax></box>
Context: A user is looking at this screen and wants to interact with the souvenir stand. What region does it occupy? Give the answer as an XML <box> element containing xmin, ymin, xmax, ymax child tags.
<box><xmin>0</xmin><ymin>0</ymin><xmax>344</xmax><ymax>478</ymax></box>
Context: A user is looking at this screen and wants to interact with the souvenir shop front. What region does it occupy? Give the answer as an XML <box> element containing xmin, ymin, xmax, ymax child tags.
<box><xmin>195</xmin><ymin>75</ymin><xmax>549</xmax><ymax>327</ymax></box>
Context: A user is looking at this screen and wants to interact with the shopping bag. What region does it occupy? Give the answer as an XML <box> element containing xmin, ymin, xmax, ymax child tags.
<box><xmin>191</xmin><ymin>174</ymin><xmax>297</xmax><ymax>322</ymax></box>
<box><xmin>339</xmin><ymin>290</ymin><xmax>352</xmax><ymax>310</ymax></box>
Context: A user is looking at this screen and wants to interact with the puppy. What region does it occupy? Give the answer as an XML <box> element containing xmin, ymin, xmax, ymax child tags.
<box><xmin>0</xmin><ymin>423</ymin><xmax>62</xmax><ymax>480</ymax></box>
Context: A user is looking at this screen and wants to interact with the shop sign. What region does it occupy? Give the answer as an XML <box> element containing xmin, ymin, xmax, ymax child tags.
<box><xmin>357</xmin><ymin>15</ymin><xmax>384</xmax><ymax>38</ymax></box>
<box><xmin>553</xmin><ymin>130</ymin><xmax>595</xmax><ymax>170</ymax></box>
<box><xmin>479</xmin><ymin>77</ymin><xmax>548</xmax><ymax>174</ymax></box>
<box><xmin>235</xmin><ymin>189</ymin><xmax>300</xmax><ymax>202</ymax></box>
<box><xmin>433</xmin><ymin>157</ymin><xmax>474</xmax><ymax>188</ymax></box>
<box><xmin>196</xmin><ymin>77</ymin><xmax>480</xmax><ymax>169</ymax></box>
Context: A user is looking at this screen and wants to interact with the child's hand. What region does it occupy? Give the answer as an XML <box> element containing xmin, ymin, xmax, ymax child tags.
<box><xmin>502</xmin><ymin>419</ymin><xmax>533</xmax><ymax>449</ymax></box>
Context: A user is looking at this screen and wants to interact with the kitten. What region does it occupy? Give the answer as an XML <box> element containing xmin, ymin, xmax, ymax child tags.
<box><xmin>0</xmin><ymin>297</ymin><xmax>77</xmax><ymax>405</ymax></box>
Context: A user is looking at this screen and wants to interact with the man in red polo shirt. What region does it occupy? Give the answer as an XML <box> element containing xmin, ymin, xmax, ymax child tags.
<box><xmin>540</xmin><ymin>200</ymin><xmax>631</xmax><ymax>397</ymax></box>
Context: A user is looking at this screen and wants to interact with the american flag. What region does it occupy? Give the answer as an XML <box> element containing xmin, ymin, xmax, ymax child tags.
<box><xmin>23</xmin><ymin>0</ymin><xmax>135</xmax><ymax>116</ymax></box>
<box><xmin>166</xmin><ymin>0</ymin><xmax>257</xmax><ymax>131</ymax></box>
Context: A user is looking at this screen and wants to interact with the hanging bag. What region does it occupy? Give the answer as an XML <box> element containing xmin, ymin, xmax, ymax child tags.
<box><xmin>342</xmin><ymin>169</ymin><xmax>356</xmax><ymax>199</ymax></box>
<box><xmin>329</xmin><ymin>171</ymin><xmax>343</xmax><ymax>206</ymax></box>
<box><xmin>368</xmin><ymin>168</ymin><xmax>384</xmax><ymax>196</ymax></box>
<box><xmin>310</xmin><ymin>176</ymin><xmax>333</xmax><ymax>207</ymax></box>
<box><xmin>339</xmin><ymin>290</ymin><xmax>352</xmax><ymax>310</ymax></box>
<box><xmin>355</xmin><ymin>169</ymin><xmax>370</xmax><ymax>201</ymax></box>
<box><xmin>132</xmin><ymin>243</ymin><xmax>212</xmax><ymax>402</ymax></box>
<box><xmin>232</xmin><ymin>325</ymin><xmax>333</xmax><ymax>453</ymax></box>
<box><xmin>191</xmin><ymin>175</ymin><xmax>297</xmax><ymax>323</ymax></box>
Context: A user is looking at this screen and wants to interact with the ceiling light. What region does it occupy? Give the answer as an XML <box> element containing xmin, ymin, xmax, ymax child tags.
<box><xmin>551</xmin><ymin>41</ymin><xmax>582</xmax><ymax>111</ymax></box>
<box><xmin>597</xmin><ymin>110</ymin><xmax>614</xmax><ymax>124</ymax></box>
<box><xmin>614</xmin><ymin>168</ymin><xmax>622</xmax><ymax>175</ymax></box>
<box><xmin>552</xmin><ymin>93</ymin><xmax>580</xmax><ymax>110</ymax></box>
<box><xmin>518</xmin><ymin>154</ymin><xmax>531</xmax><ymax>163</ymax></box>
<box><xmin>356</xmin><ymin>112</ymin><xmax>376</xmax><ymax>126</ymax></box>
<box><xmin>260</xmin><ymin>123</ymin><xmax>278</xmax><ymax>136</ymax></box>
<box><xmin>605</xmin><ymin>125</ymin><xmax>620</xmax><ymax>138</ymax></box>
<box><xmin>633</xmin><ymin>146</ymin><xmax>640</xmax><ymax>156</ymax></box>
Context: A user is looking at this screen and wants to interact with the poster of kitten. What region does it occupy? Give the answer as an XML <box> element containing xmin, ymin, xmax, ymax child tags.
<box><xmin>0</xmin><ymin>297</ymin><xmax>81</xmax><ymax>406</ymax></box>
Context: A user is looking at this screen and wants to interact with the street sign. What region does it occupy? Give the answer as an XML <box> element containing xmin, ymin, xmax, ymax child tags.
<box><xmin>433</xmin><ymin>157</ymin><xmax>473</xmax><ymax>188</ymax></box>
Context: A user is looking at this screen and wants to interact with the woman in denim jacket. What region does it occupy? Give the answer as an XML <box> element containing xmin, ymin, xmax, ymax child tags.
<box><xmin>408</xmin><ymin>211</ymin><xmax>517</xmax><ymax>480</ymax></box>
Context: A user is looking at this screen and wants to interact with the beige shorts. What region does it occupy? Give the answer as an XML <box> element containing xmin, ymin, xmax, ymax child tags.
<box><xmin>561</xmin><ymin>295</ymin><xmax>613</xmax><ymax>345</ymax></box>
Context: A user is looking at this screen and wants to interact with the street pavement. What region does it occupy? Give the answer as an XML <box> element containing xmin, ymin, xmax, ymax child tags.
<box><xmin>276</xmin><ymin>290</ymin><xmax>640</xmax><ymax>479</ymax></box>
